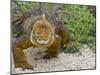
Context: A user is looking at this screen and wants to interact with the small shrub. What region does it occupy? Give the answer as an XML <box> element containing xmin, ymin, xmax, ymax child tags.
<box><xmin>63</xmin><ymin>5</ymin><xmax>96</xmax><ymax>52</ymax></box>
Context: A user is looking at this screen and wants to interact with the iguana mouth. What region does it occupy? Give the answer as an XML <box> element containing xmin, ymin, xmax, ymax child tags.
<box><xmin>36</xmin><ymin>33</ymin><xmax>52</xmax><ymax>45</ymax></box>
<box><xmin>36</xmin><ymin>38</ymin><xmax>51</xmax><ymax>44</ymax></box>
<box><xmin>30</xmin><ymin>31</ymin><xmax>54</xmax><ymax>45</ymax></box>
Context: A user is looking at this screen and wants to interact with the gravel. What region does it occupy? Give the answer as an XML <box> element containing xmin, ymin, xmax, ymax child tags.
<box><xmin>12</xmin><ymin>45</ymin><xmax>96</xmax><ymax>74</ymax></box>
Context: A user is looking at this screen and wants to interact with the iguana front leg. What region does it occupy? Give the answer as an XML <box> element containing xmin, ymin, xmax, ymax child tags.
<box><xmin>13</xmin><ymin>35</ymin><xmax>35</xmax><ymax>69</ymax></box>
<box><xmin>43</xmin><ymin>35</ymin><xmax>61</xmax><ymax>59</ymax></box>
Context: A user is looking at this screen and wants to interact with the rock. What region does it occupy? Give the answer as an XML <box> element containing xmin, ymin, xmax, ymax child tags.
<box><xmin>23</xmin><ymin>47</ymin><xmax>47</xmax><ymax>66</ymax></box>
<box><xmin>12</xmin><ymin>46</ymin><xmax>95</xmax><ymax>74</ymax></box>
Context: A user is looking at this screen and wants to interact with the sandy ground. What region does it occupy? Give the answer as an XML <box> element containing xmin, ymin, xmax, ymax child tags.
<box><xmin>11</xmin><ymin>45</ymin><xmax>95</xmax><ymax>74</ymax></box>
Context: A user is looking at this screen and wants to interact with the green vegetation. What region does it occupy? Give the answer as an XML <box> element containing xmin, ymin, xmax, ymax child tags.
<box><xmin>63</xmin><ymin>5</ymin><xmax>96</xmax><ymax>53</ymax></box>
